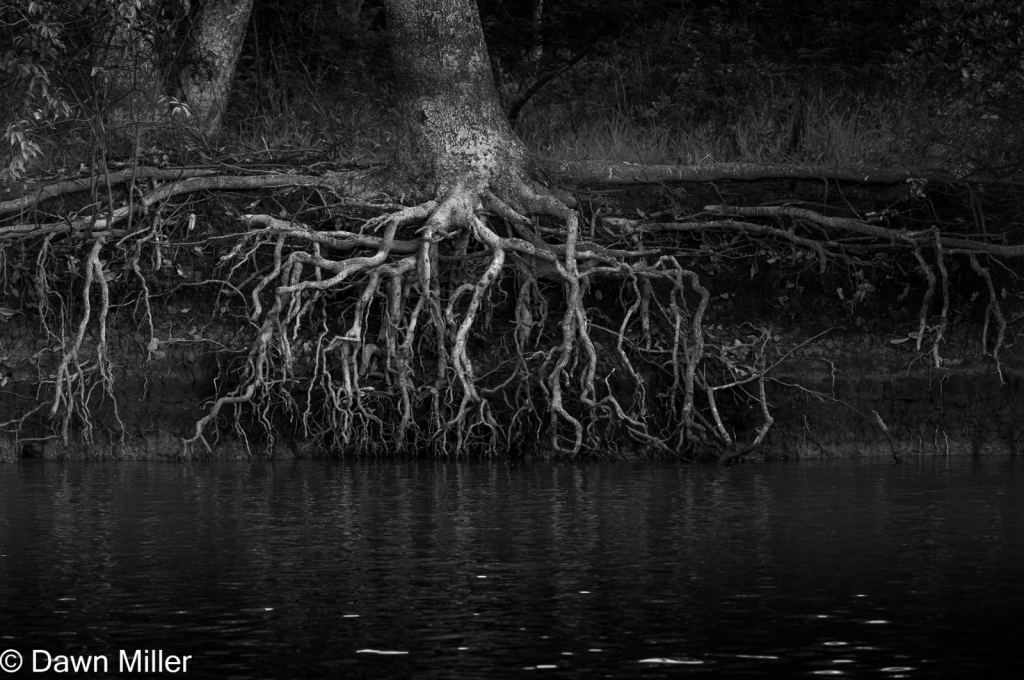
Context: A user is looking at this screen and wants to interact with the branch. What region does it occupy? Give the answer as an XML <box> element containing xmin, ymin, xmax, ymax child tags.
<box><xmin>508</xmin><ymin>23</ymin><xmax>606</xmax><ymax>130</ymax></box>
<box><xmin>0</xmin><ymin>171</ymin><xmax>369</xmax><ymax>241</ymax></box>
<box><xmin>547</xmin><ymin>161</ymin><xmax>955</xmax><ymax>187</ymax></box>
<box><xmin>708</xmin><ymin>204</ymin><xmax>1024</xmax><ymax>257</ymax></box>
<box><xmin>0</xmin><ymin>166</ymin><xmax>218</xmax><ymax>214</ymax></box>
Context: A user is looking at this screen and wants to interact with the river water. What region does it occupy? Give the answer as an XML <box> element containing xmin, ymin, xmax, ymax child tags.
<box><xmin>1</xmin><ymin>457</ymin><xmax>1022</xmax><ymax>679</ymax></box>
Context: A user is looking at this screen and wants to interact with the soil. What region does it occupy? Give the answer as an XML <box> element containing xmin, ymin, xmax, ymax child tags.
<box><xmin>1</xmin><ymin>176</ymin><xmax>1021</xmax><ymax>461</ymax></box>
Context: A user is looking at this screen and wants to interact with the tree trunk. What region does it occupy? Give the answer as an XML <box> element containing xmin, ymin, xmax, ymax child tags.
<box><xmin>94</xmin><ymin>9</ymin><xmax>165</xmax><ymax>136</ymax></box>
<box><xmin>180</xmin><ymin>0</ymin><xmax>254</xmax><ymax>136</ymax></box>
<box><xmin>384</xmin><ymin>0</ymin><xmax>529</xmax><ymax>194</ymax></box>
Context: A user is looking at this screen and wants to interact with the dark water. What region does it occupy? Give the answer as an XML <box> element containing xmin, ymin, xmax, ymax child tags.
<box><xmin>1</xmin><ymin>458</ymin><xmax>1022</xmax><ymax>679</ymax></box>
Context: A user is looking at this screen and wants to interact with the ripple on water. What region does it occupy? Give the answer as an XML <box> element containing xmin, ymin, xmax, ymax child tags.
<box><xmin>0</xmin><ymin>458</ymin><xmax>1021</xmax><ymax>679</ymax></box>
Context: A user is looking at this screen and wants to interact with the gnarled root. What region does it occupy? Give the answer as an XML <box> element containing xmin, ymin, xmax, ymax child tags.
<box><xmin>7</xmin><ymin>163</ymin><xmax>1021</xmax><ymax>461</ymax></box>
<box><xmin>180</xmin><ymin>173</ymin><xmax>760</xmax><ymax>459</ymax></box>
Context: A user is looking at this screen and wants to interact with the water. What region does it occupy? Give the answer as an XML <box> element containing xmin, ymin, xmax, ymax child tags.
<box><xmin>1</xmin><ymin>458</ymin><xmax>1022</xmax><ymax>678</ymax></box>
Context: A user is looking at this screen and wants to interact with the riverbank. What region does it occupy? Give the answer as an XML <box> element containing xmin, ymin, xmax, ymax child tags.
<box><xmin>1</xmin><ymin>174</ymin><xmax>1021</xmax><ymax>462</ymax></box>
<box><xmin>2</xmin><ymin>311</ymin><xmax>1019</xmax><ymax>461</ymax></box>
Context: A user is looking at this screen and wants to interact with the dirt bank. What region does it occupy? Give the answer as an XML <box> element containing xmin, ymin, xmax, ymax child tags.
<box><xmin>1</xmin><ymin>175</ymin><xmax>1021</xmax><ymax>462</ymax></box>
<box><xmin>2</xmin><ymin>308</ymin><xmax>1019</xmax><ymax>461</ymax></box>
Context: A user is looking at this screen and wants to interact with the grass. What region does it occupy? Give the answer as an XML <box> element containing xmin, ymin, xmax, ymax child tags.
<box><xmin>3</xmin><ymin>56</ymin><xmax>1013</xmax><ymax>183</ymax></box>
<box><xmin>220</xmin><ymin>77</ymin><xmax>395</xmax><ymax>164</ymax></box>
<box><xmin>516</xmin><ymin>86</ymin><xmax>927</xmax><ymax>169</ymax></box>
<box><xmin>212</xmin><ymin>78</ymin><xmax>927</xmax><ymax>173</ymax></box>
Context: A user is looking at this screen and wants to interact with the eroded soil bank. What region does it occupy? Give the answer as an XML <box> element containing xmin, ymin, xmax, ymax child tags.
<box><xmin>1</xmin><ymin>176</ymin><xmax>1021</xmax><ymax>461</ymax></box>
<box><xmin>2</xmin><ymin>291</ymin><xmax>1019</xmax><ymax>462</ymax></box>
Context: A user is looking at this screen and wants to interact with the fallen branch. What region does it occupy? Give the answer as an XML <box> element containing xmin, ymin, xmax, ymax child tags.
<box><xmin>549</xmin><ymin>161</ymin><xmax>954</xmax><ymax>187</ymax></box>
<box><xmin>0</xmin><ymin>166</ymin><xmax>217</xmax><ymax>214</ymax></box>
<box><xmin>0</xmin><ymin>171</ymin><xmax>369</xmax><ymax>242</ymax></box>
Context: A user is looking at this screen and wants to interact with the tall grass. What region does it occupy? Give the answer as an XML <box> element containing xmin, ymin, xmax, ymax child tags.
<box><xmin>517</xmin><ymin>85</ymin><xmax>921</xmax><ymax>168</ymax></box>
<box><xmin>225</xmin><ymin>73</ymin><xmax>938</xmax><ymax>173</ymax></box>
<box><xmin>7</xmin><ymin>47</ymin><xmax>995</xmax><ymax>179</ymax></box>
<box><xmin>219</xmin><ymin>71</ymin><xmax>395</xmax><ymax>163</ymax></box>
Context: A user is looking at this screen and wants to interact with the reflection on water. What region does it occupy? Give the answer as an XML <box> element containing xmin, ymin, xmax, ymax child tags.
<box><xmin>1</xmin><ymin>458</ymin><xmax>1022</xmax><ymax>678</ymax></box>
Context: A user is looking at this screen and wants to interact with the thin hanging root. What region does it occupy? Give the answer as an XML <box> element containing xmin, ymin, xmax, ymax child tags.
<box><xmin>666</xmin><ymin>283</ymin><xmax>685</xmax><ymax>421</ymax></box>
<box><xmin>546</xmin><ymin>211</ymin><xmax>585</xmax><ymax>455</ymax></box>
<box><xmin>48</xmin><ymin>237</ymin><xmax>121</xmax><ymax>445</ymax></box>
<box><xmin>89</xmin><ymin>243</ymin><xmax>122</xmax><ymax>436</ymax></box>
<box><xmin>700</xmin><ymin>379</ymin><xmax>733</xmax><ymax>447</ymax></box>
<box><xmin>639</xmin><ymin>278</ymin><xmax>653</xmax><ymax>348</ymax></box>
<box><xmin>932</xmin><ymin>229</ymin><xmax>949</xmax><ymax>368</ymax></box>
<box><xmin>447</xmin><ymin>216</ymin><xmax>505</xmax><ymax>442</ymax></box>
<box><xmin>181</xmin><ymin>200</ymin><xmax>432</xmax><ymax>457</ymax></box>
<box><xmin>129</xmin><ymin>242</ymin><xmax>156</xmax><ymax>361</ymax></box>
<box><xmin>612</xmin><ymin>268</ymin><xmax>649</xmax><ymax>423</ymax></box>
<box><xmin>750</xmin><ymin>371</ymin><xmax>774</xmax><ymax>448</ymax></box>
<box><xmin>716</xmin><ymin>371</ymin><xmax>775</xmax><ymax>466</ymax></box>
<box><xmin>397</xmin><ymin>278</ymin><xmax>427</xmax><ymax>447</ymax></box>
<box><xmin>675</xmin><ymin>262</ymin><xmax>710</xmax><ymax>447</ymax></box>
<box><xmin>968</xmin><ymin>254</ymin><xmax>1007</xmax><ymax>383</ymax></box>
<box><xmin>912</xmin><ymin>247</ymin><xmax>936</xmax><ymax>352</ymax></box>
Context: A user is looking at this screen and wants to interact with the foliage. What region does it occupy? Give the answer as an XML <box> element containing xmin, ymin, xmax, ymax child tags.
<box><xmin>0</xmin><ymin>0</ymin><xmax>198</xmax><ymax>178</ymax></box>
<box><xmin>895</xmin><ymin>0</ymin><xmax>1024</xmax><ymax>177</ymax></box>
<box><xmin>903</xmin><ymin>0</ymin><xmax>1023</xmax><ymax>112</ymax></box>
<box><xmin>1</xmin><ymin>0</ymin><xmax>72</xmax><ymax>179</ymax></box>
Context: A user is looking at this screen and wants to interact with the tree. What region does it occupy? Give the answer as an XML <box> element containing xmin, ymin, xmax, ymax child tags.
<box><xmin>4</xmin><ymin>0</ymin><xmax>1021</xmax><ymax>463</ymax></box>
<box><xmin>385</xmin><ymin>0</ymin><xmax>564</xmax><ymax>208</ymax></box>
<box><xmin>181</xmin><ymin>0</ymin><xmax>255</xmax><ymax>135</ymax></box>
<box><xmin>180</xmin><ymin>0</ymin><xmax>691</xmax><ymax>459</ymax></box>
<box><xmin>92</xmin><ymin>0</ymin><xmax>167</xmax><ymax>135</ymax></box>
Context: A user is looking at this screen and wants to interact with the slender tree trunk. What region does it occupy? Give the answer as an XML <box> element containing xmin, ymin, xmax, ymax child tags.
<box><xmin>527</xmin><ymin>0</ymin><xmax>544</xmax><ymax>65</ymax></box>
<box><xmin>336</xmin><ymin>0</ymin><xmax>365</xmax><ymax>26</ymax></box>
<box><xmin>384</xmin><ymin>0</ymin><xmax>528</xmax><ymax>194</ymax></box>
<box><xmin>180</xmin><ymin>0</ymin><xmax>254</xmax><ymax>136</ymax></box>
<box><xmin>94</xmin><ymin>9</ymin><xmax>165</xmax><ymax>136</ymax></box>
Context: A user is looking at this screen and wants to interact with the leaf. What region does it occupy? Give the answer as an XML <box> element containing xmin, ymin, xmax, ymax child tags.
<box><xmin>889</xmin><ymin>337</ymin><xmax>911</xmax><ymax>345</ymax></box>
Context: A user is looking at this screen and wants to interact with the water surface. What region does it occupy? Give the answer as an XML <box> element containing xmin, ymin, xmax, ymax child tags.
<box><xmin>1</xmin><ymin>457</ymin><xmax>1022</xmax><ymax>678</ymax></box>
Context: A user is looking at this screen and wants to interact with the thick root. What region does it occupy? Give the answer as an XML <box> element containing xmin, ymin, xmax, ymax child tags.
<box><xmin>177</xmin><ymin>171</ymin><xmax>746</xmax><ymax>458</ymax></box>
<box><xmin>7</xmin><ymin>162</ymin><xmax>1019</xmax><ymax>461</ymax></box>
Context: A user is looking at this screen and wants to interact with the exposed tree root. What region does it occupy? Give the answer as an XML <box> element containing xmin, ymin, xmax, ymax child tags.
<box><xmin>1</xmin><ymin>161</ymin><xmax>1022</xmax><ymax>461</ymax></box>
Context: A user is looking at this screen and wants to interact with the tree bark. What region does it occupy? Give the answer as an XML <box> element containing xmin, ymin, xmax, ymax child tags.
<box><xmin>384</xmin><ymin>0</ymin><xmax>529</xmax><ymax>194</ymax></box>
<box><xmin>180</xmin><ymin>0</ymin><xmax>254</xmax><ymax>136</ymax></box>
